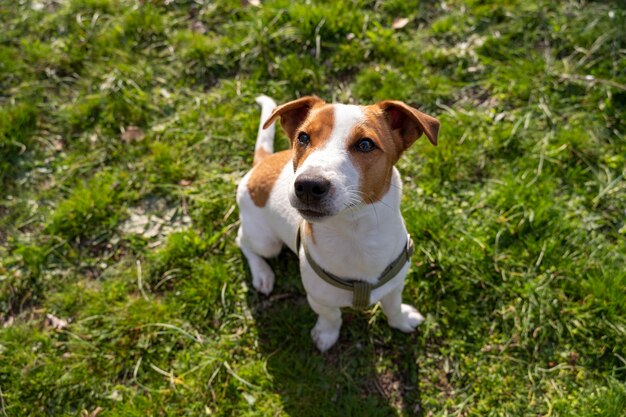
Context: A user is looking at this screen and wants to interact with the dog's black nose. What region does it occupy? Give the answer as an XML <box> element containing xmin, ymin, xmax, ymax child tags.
<box><xmin>294</xmin><ymin>175</ymin><xmax>331</xmax><ymax>202</ymax></box>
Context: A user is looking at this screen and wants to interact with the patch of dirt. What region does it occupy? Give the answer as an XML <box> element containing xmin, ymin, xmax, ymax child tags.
<box><xmin>351</xmin><ymin>332</ymin><xmax>423</xmax><ymax>414</ymax></box>
<box><xmin>372</xmin><ymin>370</ymin><xmax>406</xmax><ymax>410</ymax></box>
<box><xmin>120</xmin><ymin>197</ymin><xmax>192</xmax><ymax>245</ymax></box>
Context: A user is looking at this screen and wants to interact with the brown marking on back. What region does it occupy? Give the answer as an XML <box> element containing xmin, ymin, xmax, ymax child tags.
<box><xmin>350</xmin><ymin>106</ymin><xmax>406</xmax><ymax>202</ymax></box>
<box><xmin>292</xmin><ymin>105</ymin><xmax>335</xmax><ymax>171</ymax></box>
<box><xmin>247</xmin><ymin>150</ymin><xmax>293</xmax><ymax>207</ymax></box>
<box><xmin>253</xmin><ymin>148</ymin><xmax>271</xmax><ymax>167</ymax></box>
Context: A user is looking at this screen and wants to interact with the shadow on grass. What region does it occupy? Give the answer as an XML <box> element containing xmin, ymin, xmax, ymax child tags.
<box><xmin>244</xmin><ymin>251</ymin><xmax>423</xmax><ymax>417</ymax></box>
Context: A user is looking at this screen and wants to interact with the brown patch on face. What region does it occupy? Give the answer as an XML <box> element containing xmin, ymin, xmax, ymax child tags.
<box><xmin>247</xmin><ymin>150</ymin><xmax>293</xmax><ymax>207</ymax></box>
<box><xmin>349</xmin><ymin>106</ymin><xmax>405</xmax><ymax>202</ymax></box>
<box><xmin>253</xmin><ymin>147</ymin><xmax>271</xmax><ymax>166</ymax></box>
<box><xmin>292</xmin><ymin>105</ymin><xmax>335</xmax><ymax>172</ymax></box>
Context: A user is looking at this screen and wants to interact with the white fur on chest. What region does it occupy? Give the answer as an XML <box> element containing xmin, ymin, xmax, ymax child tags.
<box><xmin>297</xmin><ymin>169</ymin><xmax>409</xmax><ymax>308</ymax></box>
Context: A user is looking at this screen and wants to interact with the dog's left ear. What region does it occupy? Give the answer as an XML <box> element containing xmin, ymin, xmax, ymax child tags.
<box><xmin>263</xmin><ymin>96</ymin><xmax>325</xmax><ymax>140</ymax></box>
<box><xmin>377</xmin><ymin>100</ymin><xmax>439</xmax><ymax>148</ymax></box>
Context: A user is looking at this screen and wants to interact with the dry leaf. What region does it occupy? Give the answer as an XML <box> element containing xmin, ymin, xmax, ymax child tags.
<box><xmin>241</xmin><ymin>0</ymin><xmax>261</xmax><ymax>6</ymax></box>
<box><xmin>392</xmin><ymin>17</ymin><xmax>409</xmax><ymax>29</ymax></box>
<box><xmin>121</xmin><ymin>126</ymin><xmax>145</xmax><ymax>143</ymax></box>
<box><xmin>90</xmin><ymin>407</ymin><xmax>103</xmax><ymax>417</ymax></box>
<box><xmin>3</xmin><ymin>316</ymin><xmax>14</xmax><ymax>328</ymax></box>
<box><xmin>46</xmin><ymin>313</ymin><xmax>68</xmax><ymax>330</ymax></box>
<box><xmin>81</xmin><ymin>407</ymin><xmax>103</xmax><ymax>417</ymax></box>
<box><xmin>191</xmin><ymin>20</ymin><xmax>206</xmax><ymax>34</ymax></box>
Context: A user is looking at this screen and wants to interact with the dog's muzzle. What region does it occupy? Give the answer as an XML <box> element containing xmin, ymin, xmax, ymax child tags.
<box><xmin>294</xmin><ymin>174</ymin><xmax>330</xmax><ymax>202</ymax></box>
<box><xmin>292</xmin><ymin>172</ymin><xmax>333</xmax><ymax>218</ymax></box>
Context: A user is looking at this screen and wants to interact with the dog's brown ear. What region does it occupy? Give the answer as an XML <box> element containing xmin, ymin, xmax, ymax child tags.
<box><xmin>377</xmin><ymin>100</ymin><xmax>439</xmax><ymax>148</ymax></box>
<box><xmin>263</xmin><ymin>96</ymin><xmax>325</xmax><ymax>139</ymax></box>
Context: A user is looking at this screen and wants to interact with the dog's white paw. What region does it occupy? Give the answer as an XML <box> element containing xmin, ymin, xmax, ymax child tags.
<box><xmin>311</xmin><ymin>321</ymin><xmax>340</xmax><ymax>352</ymax></box>
<box><xmin>388</xmin><ymin>304</ymin><xmax>424</xmax><ymax>333</ymax></box>
<box><xmin>251</xmin><ymin>262</ymin><xmax>275</xmax><ymax>295</ymax></box>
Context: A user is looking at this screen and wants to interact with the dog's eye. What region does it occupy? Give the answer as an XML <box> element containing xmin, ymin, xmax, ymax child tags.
<box><xmin>355</xmin><ymin>138</ymin><xmax>376</xmax><ymax>153</ymax></box>
<box><xmin>297</xmin><ymin>132</ymin><xmax>310</xmax><ymax>146</ymax></box>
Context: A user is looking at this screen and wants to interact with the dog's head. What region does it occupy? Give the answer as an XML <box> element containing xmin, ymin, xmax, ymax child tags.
<box><xmin>263</xmin><ymin>96</ymin><xmax>439</xmax><ymax>222</ymax></box>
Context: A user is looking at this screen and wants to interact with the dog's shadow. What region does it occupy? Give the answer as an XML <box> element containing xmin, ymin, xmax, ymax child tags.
<box><xmin>244</xmin><ymin>251</ymin><xmax>423</xmax><ymax>417</ymax></box>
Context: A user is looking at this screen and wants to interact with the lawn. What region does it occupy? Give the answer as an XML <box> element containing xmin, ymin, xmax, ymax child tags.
<box><xmin>1</xmin><ymin>0</ymin><xmax>625</xmax><ymax>415</ymax></box>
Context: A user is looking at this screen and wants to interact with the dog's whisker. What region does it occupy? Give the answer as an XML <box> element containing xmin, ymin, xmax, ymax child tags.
<box><xmin>369</xmin><ymin>196</ymin><xmax>381</xmax><ymax>229</ymax></box>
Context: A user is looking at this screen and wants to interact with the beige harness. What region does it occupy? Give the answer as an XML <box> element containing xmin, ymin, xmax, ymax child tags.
<box><xmin>296</xmin><ymin>222</ymin><xmax>415</xmax><ymax>309</ymax></box>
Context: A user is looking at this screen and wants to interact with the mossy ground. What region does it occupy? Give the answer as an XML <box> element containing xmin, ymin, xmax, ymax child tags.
<box><xmin>1</xmin><ymin>0</ymin><xmax>625</xmax><ymax>416</ymax></box>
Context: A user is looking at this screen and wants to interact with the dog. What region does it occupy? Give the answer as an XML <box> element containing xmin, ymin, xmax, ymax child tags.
<box><xmin>236</xmin><ymin>95</ymin><xmax>439</xmax><ymax>351</ymax></box>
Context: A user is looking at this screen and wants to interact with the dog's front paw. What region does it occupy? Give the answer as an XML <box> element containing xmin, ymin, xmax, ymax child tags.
<box><xmin>251</xmin><ymin>262</ymin><xmax>275</xmax><ymax>295</ymax></box>
<box><xmin>311</xmin><ymin>321</ymin><xmax>340</xmax><ymax>352</ymax></box>
<box><xmin>387</xmin><ymin>304</ymin><xmax>424</xmax><ymax>333</ymax></box>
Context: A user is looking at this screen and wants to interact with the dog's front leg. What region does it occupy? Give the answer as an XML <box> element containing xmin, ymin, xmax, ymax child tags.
<box><xmin>307</xmin><ymin>295</ymin><xmax>342</xmax><ymax>352</ymax></box>
<box><xmin>380</xmin><ymin>285</ymin><xmax>424</xmax><ymax>332</ymax></box>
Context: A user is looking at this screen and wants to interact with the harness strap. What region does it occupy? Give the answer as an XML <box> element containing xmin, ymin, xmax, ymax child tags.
<box><xmin>296</xmin><ymin>222</ymin><xmax>414</xmax><ymax>309</ymax></box>
<box><xmin>352</xmin><ymin>282</ymin><xmax>371</xmax><ymax>309</ymax></box>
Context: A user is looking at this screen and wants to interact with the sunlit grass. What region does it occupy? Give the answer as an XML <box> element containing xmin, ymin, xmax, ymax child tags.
<box><xmin>0</xmin><ymin>0</ymin><xmax>624</xmax><ymax>416</ymax></box>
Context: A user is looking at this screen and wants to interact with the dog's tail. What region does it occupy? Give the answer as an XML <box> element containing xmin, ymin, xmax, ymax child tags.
<box><xmin>253</xmin><ymin>95</ymin><xmax>277</xmax><ymax>166</ymax></box>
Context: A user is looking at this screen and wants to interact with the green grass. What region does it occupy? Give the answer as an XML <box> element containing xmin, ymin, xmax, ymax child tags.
<box><xmin>1</xmin><ymin>0</ymin><xmax>625</xmax><ymax>415</ymax></box>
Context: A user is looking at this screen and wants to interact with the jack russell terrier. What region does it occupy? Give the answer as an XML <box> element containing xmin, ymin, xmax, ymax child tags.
<box><xmin>236</xmin><ymin>95</ymin><xmax>439</xmax><ymax>352</ymax></box>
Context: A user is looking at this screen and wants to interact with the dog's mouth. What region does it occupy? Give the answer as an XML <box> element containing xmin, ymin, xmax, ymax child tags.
<box><xmin>297</xmin><ymin>208</ymin><xmax>330</xmax><ymax>220</ymax></box>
